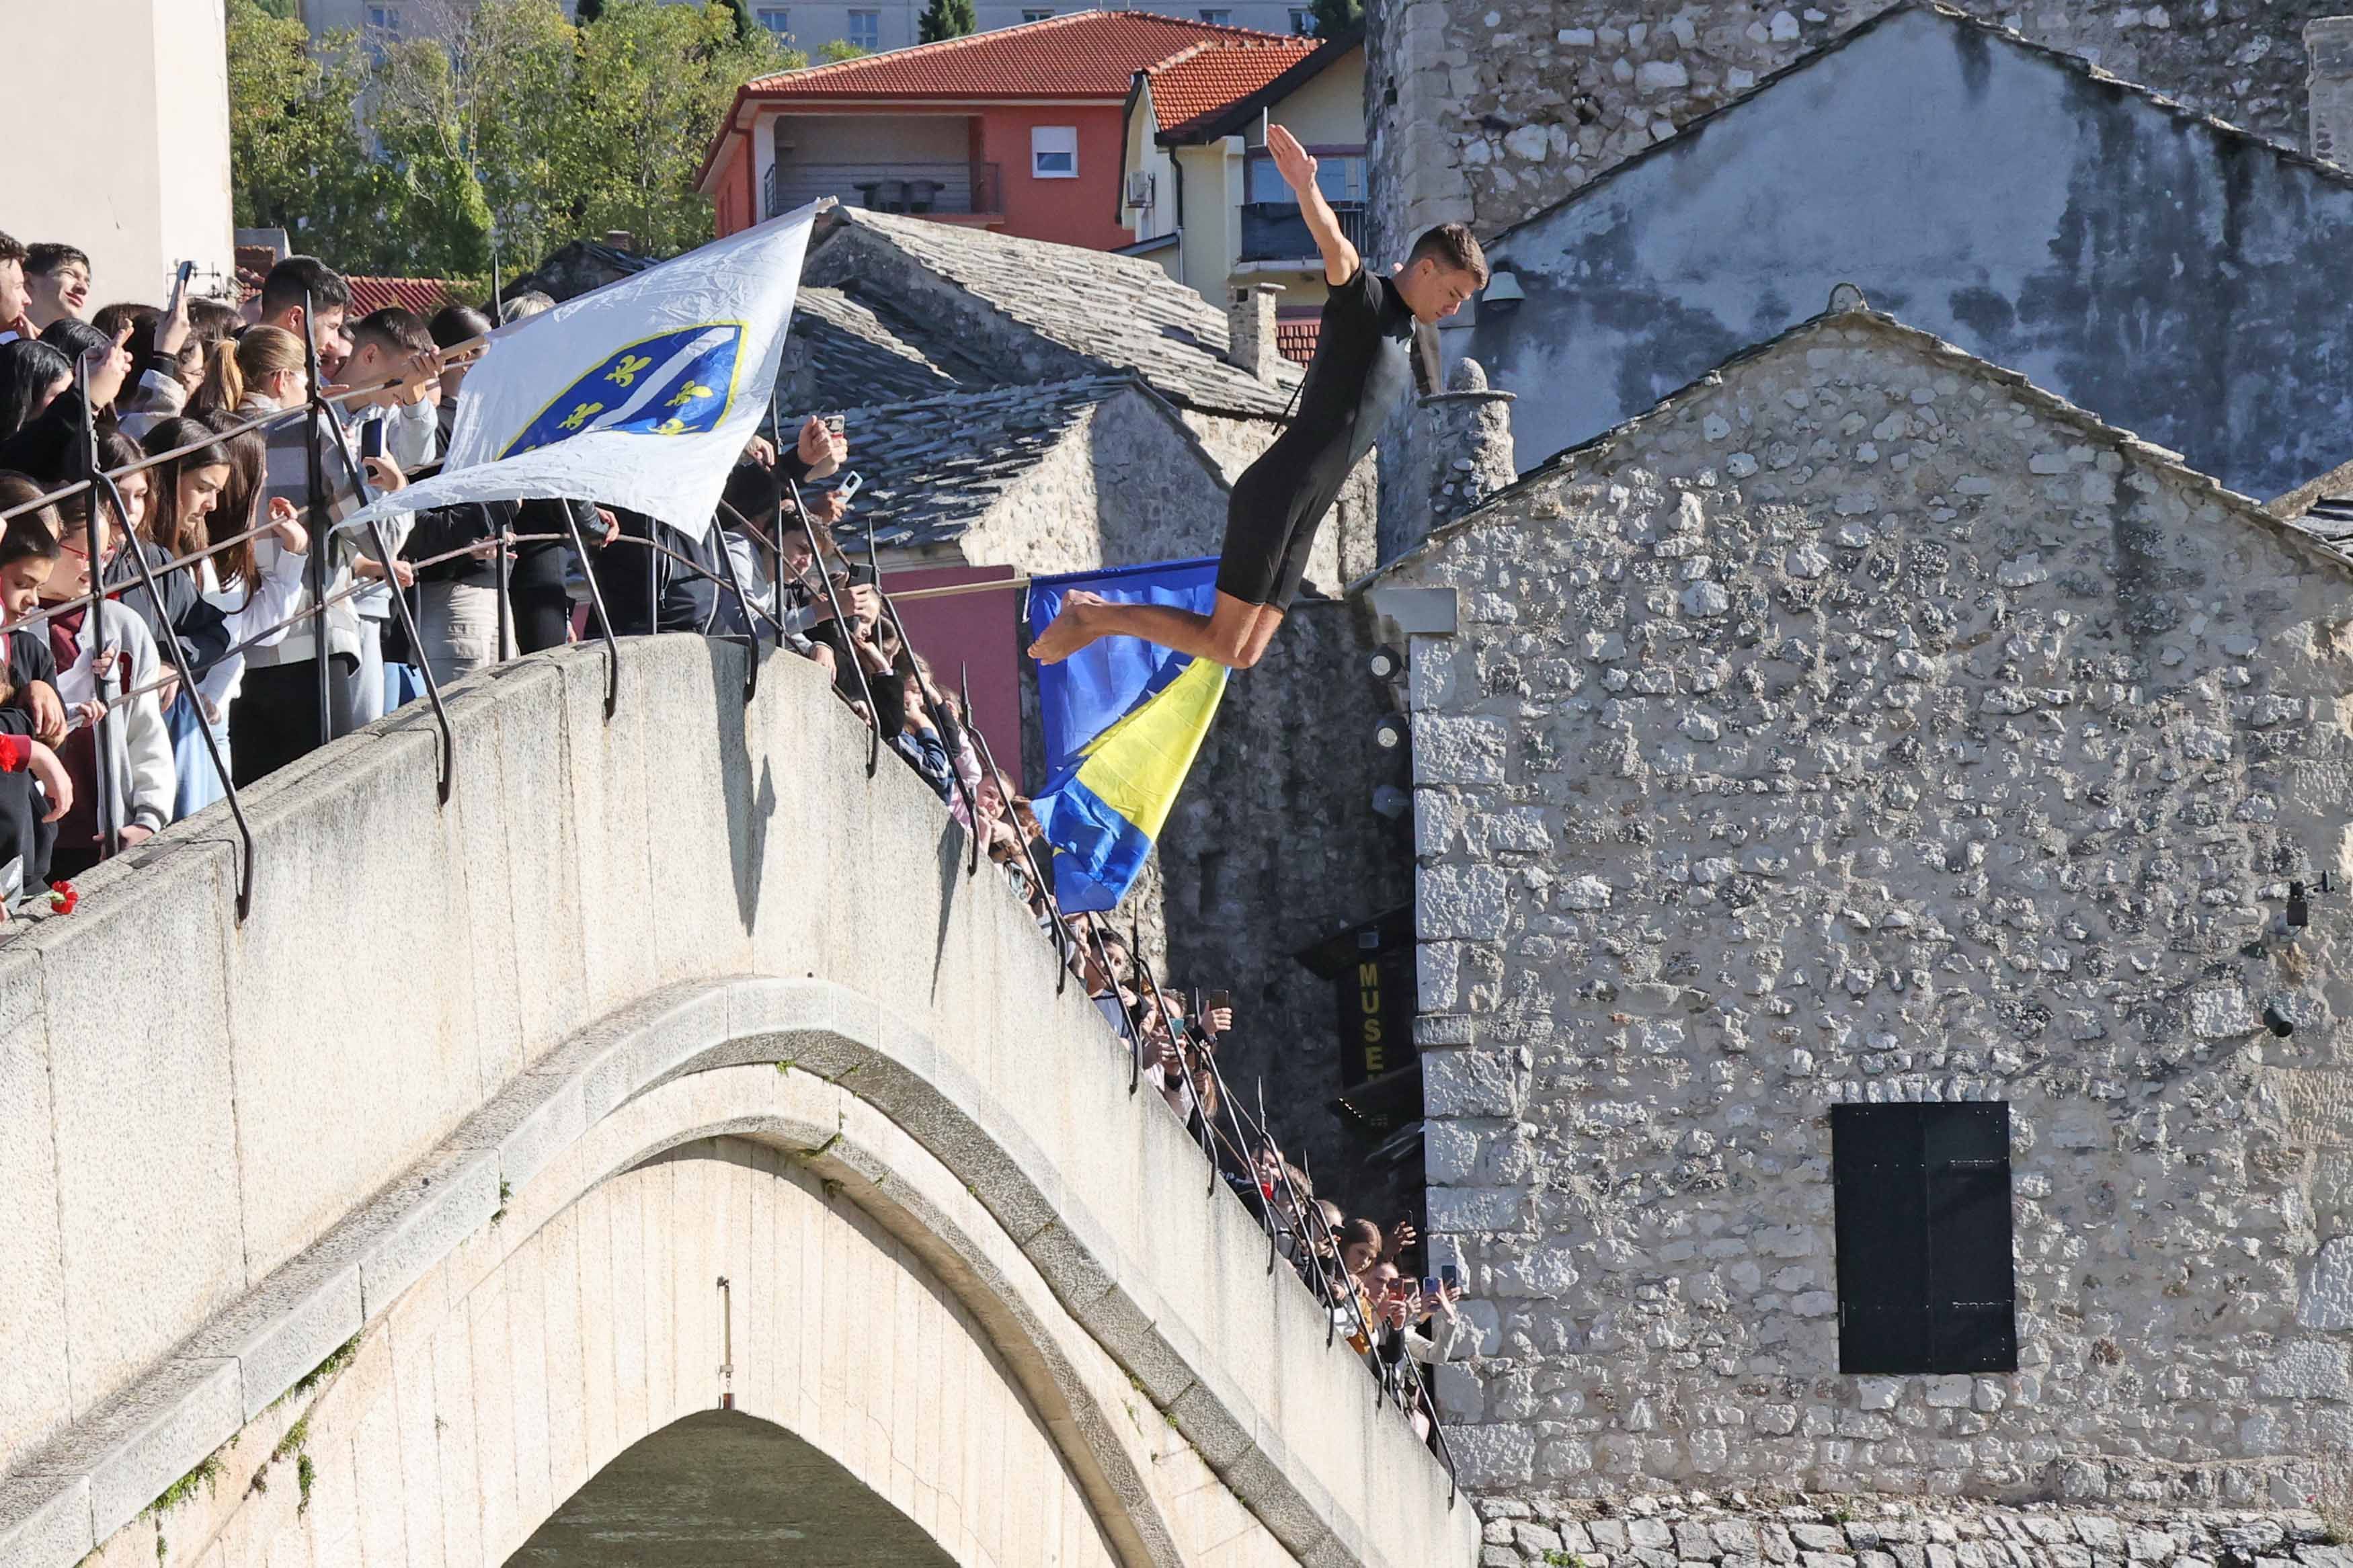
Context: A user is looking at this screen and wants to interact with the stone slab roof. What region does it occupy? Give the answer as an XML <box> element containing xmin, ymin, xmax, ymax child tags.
<box><xmin>807</xmin><ymin>207</ymin><xmax>1301</xmax><ymax>417</ymax></box>
<box><xmin>791</xmin><ymin>286</ymin><xmax>968</xmax><ymax>409</ymax></box>
<box><xmin>2266</xmin><ymin>458</ymin><xmax>2353</xmax><ymax>556</ymax></box>
<box><xmin>822</xmin><ymin>375</ymin><xmax>1138</xmax><ymax>554</ymax></box>
<box><xmin>1362</xmin><ymin>304</ymin><xmax>2353</xmax><ymax>591</ymax></box>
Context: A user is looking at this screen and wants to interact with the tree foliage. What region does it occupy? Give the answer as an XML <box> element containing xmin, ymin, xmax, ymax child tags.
<box><xmin>816</xmin><ymin>38</ymin><xmax>869</xmax><ymax>60</ymax></box>
<box><xmin>918</xmin><ymin>0</ymin><xmax>975</xmax><ymax>45</ymax></box>
<box><xmin>225</xmin><ymin>0</ymin><xmax>802</xmax><ymax>278</ymax></box>
<box><xmin>1308</xmin><ymin>0</ymin><xmax>1358</xmax><ymax>38</ymax></box>
<box><xmin>226</xmin><ymin>0</ymin><xmax>397</xmax><ymax>256</ymax></box>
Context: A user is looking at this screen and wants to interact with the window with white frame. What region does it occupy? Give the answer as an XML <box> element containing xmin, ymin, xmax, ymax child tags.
<box><xmin>1031</xmin><ymin>124</ymin><xmax>1078</xmax><ymax>178</ymax></box>
<box><xmin>1288</xmin><ymin>6</ymin><xmax>1312</xmax><ymax>30</ymax></box>
<box><xmin>846</xmin><ymin>9</ymin><xmax>880</xmax><ymax>48</ymax></box>
<box><xmin>1022</xmin><ymin>6</ymin><xmax>1053</xmax><ymax>17</ymax></box>
<box><xmin>754</xmin><ymin>6</ymin><xmax>791</xmax><ymax>36</ymax></box>
<box><xmin>366</xmin><ymin>3</ymin><xmax>403</xmax><ymax>33</ymax></box>
<box><xmin>1199</xmin><ymin>7</ymin><xmax>1232</xmax><ymax>20</ymax></box>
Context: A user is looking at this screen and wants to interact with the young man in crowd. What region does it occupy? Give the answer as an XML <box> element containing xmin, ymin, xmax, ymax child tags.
<box><xmin>1027</xmin><ymin>124</ymin><xmax>1486</xmax><ymax>673</ymax></box>
<box><xmin>253</xmin><ymin>255</ymin><xmax>354</xmax><ymax>383</ymax></box>
<box><xmin>22</xmin><ymin>245</ymin><xmax>91</xmax><ymax>333</ymax></box>
<box><xmin>0</xmin><ymin>233</ymin><xmax>31</xmax><ymax>342</ymax></box>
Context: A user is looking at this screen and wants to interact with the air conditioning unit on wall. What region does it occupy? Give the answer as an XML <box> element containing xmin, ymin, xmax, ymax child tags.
<box><xmin>1125</xmin><ymin>170</ymin><xmax>1155</xmax><ymax>208</ymax></box>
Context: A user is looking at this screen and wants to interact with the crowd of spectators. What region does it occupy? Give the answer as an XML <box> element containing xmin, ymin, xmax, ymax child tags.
<box><xmin>0</xmin><ymin>226</ymin><xmax>1469</xmax><ymax>1454</ymax></box>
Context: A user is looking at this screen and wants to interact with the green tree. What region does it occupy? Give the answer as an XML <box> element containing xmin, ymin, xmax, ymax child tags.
<box><xmin>573</xmin><ymin>0</ymin><xmax>603</xmax><ymax>19</ymax></box>
<box><xmin>1307</xmin><ymin>0</ymin><xmax>1357</xmax><ymax>36</ymax></box>
<box><xmin>715</xmin><ymin>0</ymin><xmax>764</xmax><ymax>46</ymax></box>
<box><xmin>366</xmin><ymin>0</ymin><xmax>580</xmax><ymax>277</ymax></box>
<box><xmin>918</xmin><ymin>0</ymin><xmax>975</xmax><ymax>44</ymax></box>
<box><xmin>227</xmin><ymin>0</ymin><xmax>801</xmax><ymax>276</ymax></box>
<box><xmin>817</xmin><ymin>38</ymin><xmax>869</xmax><ymax>60</ymax></box>
<box><xmin>225</xmin><ymin>0</ymin><xmax>397</xmax><ymax>260</ymax></box>
<box><xmin>564</xmin><ymin>1</ymin><xmax>801</xmax><ymax>256</ymax></box>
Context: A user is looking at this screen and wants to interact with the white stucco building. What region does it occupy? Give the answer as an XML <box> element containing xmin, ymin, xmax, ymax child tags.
<box><xmin>11</xmin><ymin>0</ymin><xmax>235</xmax><ymax>306</ymax></box>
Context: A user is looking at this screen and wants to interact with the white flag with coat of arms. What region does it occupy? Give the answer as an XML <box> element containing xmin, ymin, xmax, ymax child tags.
<box><xmin>344</xmin><ymin>202</ymin><xmax>822</xmax><ymax>536</ymax></box>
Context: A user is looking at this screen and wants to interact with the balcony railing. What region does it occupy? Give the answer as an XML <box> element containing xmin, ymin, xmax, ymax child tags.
<box><xmin>1238</xmin><ymin>200</ymin><xmax>1367</xmax><ymax>263</ymax></box>
<box><xmin>766</xmin><ymin>160</ymin><xmax>1002</xmax><ymax>220</ymax></box>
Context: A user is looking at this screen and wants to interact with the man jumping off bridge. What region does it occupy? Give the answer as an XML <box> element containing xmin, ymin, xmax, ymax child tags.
<box><xmin>1026</xmin><ymin>124</ymin><xmax>1488</xmax><ymax>672</ymax></box>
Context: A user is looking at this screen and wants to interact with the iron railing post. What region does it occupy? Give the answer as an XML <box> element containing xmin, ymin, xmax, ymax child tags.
<box><xmin>864</xmin><ymin>515</ymin><xmax>980</xmax><ymax>871</ymax></box>
<box><xmin>561</xmin><ymin>505</ymin><xmax>621</xmax><ymax>719</ymax></box>
<box><xmin>781</xmin><ymin>476</ymin><xmax>878</xmax><ymax>775</ymax></box>
<box><xmin>315</xmin><ymin>397</ymin><xmax>455</xmax><ymax>802</ymax></box>
<box><xmin>494</xmin><ymin>517</ymin><xmax>512</xmax><ymax>669</ymax></box>
<box><xmin>72</xmin><ymin>362</ymin><xmax>118</xmax><ymax>861</ymax></box>
<box><xmin>969</xmin><ymin>717</ymin><xmax>1071</xmax><ymax>983</ymax></box>
<box><xmin>92</xmin><ymin>467</ymin><xmax>257</xmax><ymax>917</ymax></box>
<box><xmin>707</xmin><ymin>515</ymin><xmax>760</xmax><ymax>702</ymax></box>
<box><xmin>298</xmin><ymin>290</ymin><xmax>333</xmax><ymax>753</ymax></box>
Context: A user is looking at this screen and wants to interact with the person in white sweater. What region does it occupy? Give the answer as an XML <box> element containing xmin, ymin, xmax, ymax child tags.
<box><xmin>175</xmin><ymin>416</ymin><xmax>311</xmax><ymax>815</ymax></box>
<box><xmin>40</xmin><ymin>491</ymin><xmax>172</xmax><ymax>876</ymax></box>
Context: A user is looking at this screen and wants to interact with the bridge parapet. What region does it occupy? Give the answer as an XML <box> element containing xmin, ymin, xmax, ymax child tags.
<box><xmin>0</xmin><ymin>638</ymin><xmax>1475</xmax><ymax>1568</ymax></box>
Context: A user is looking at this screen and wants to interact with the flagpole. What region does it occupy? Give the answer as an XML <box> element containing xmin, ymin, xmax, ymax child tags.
<box><xmin>886</xmin><ymin>574</ymin><xmax>1033</xmax><ymax>604</ymax></box>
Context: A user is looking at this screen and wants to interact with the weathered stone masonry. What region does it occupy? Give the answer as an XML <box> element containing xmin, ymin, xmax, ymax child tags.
<box><xmin>1375</xmin><ymin>311</ymin><xmax>2353</xmax><ymax>1505</ymax></box>
<box><xmin>1369</xmin><ymin>0</ymin><xmax>2353</xmax><ymax>247</ymax></box>
<box><xmin>1466</xmin><ymin>1493</ymin><xmax>2353</xmax><ymax>1568</ymax></box>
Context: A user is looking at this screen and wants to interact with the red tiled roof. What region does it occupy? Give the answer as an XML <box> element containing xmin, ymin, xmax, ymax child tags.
<box><xmin>347</xmin><ymin>276</ymin><xmax>458</xmax><ymax>317</ymax></box>
<box><xmin>1144</xmin><ymin>38</ymin><xmax>1319</xmax><ymax>136</ymax></box>
<box><xmin>1276</xmin><ymin>316</ymin><xmax>1319</xmax><ymax>363</ymax></box>
<box><xmin>743</xmin><ymin>11</ymin><xmax>1295</xmax><ymax>99</ymax></box>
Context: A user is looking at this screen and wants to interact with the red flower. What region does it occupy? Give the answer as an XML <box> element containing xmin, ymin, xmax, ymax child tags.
<box><xmin>46</xmin><ymin>881</ymin><xmax>77</xmax><ymax>915</ymax></box>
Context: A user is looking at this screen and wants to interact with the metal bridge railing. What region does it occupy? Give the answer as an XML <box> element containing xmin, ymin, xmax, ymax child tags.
<box><xmin>0</xmin><ymin>352</ymin><xmax>1463</xmax><ymax>1497</ymax></box>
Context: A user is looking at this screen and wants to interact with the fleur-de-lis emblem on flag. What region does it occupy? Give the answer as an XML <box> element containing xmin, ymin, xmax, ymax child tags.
<box><xmin>500</xmin><ymin>324</ymin><xmax>747</xmax><ymax>459</ymax></box>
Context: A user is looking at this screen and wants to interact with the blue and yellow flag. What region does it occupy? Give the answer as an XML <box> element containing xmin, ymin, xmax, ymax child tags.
<box><xmin>1029</xmin><ymin>559</ymin><xmax>1228</xmax><ymax>913</ymax></box>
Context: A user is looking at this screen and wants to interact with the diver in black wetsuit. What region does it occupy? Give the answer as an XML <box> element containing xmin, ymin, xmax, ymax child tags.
<box><xmin>1026</xmin><ymin>124</ymin><xmax>1489</xmax><ymax>673</ymax></box>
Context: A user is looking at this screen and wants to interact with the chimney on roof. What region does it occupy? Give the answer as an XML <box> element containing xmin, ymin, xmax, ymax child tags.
<box><xmin>603</xmin><ymin>229</ymin><xmax>637</xmax><ymax>252</ymax></box>
<box><xmin>2309</xmin><ymin>18</ymin><xmax>2353</xmax><ymax>165</ymax></box>
<box><xmin>1413</xmin><ymin>357</ymin><xmax>1516</xmax><ymax>529</ymax></box>
<box><xmin>1226</xmin><ymin>283</ymin><xmax>1283</xmax><ymax>381</ymax></box>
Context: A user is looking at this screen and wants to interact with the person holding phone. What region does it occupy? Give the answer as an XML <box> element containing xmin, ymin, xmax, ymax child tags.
<box><xmin>1371</xmin><ymin>1262</ymin><xmax>1473</xmax><ymax>1367</ymax></box>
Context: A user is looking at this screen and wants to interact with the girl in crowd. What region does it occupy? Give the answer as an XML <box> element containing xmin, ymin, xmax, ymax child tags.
<box><xmin>0</xmin><ymin>339</ymin><xmax>69</xmax><ymax>445</ymax></box>
<box><xmin>190</xmin><ymin>325</ymin><xmax>306</xmax><ymax>416</ymax></box>
<box><xmin>132</xmin><ymin>418</ymin><xmax>235</xmax><ymax>817</ymax></box>
<box><xmin>0</xmin><ymin>323</ymin><xmax>132</xmax><ymax>481</ymax></box>
<box><xmin>173</xmin><ymin>413</ymin><xmax>309</xmax><ymax>814</ymax></box>
<box><xmin>38</xmin><ymin>483</ymin><xmax>172</xmax><ymax>876</ymax></box>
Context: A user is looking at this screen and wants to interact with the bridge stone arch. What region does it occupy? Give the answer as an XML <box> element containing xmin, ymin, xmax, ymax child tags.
<box><xmin>0</xmin><ymin>641</ymin><xmax>1474</xmax><ymax>1568</ymax></box>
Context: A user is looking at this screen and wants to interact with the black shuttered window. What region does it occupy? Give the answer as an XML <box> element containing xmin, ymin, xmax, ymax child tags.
<box><xmin>1831</xmin><ymin>1102</ymin><xmax>2018</xmax><ymax>1375</ymax></box>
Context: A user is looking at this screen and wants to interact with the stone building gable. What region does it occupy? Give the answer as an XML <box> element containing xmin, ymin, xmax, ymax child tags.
<box><xmin>1445</xmin><ymin>2</ymin><xmax>2353</xmax><ymax>506</ymax></box>
<box><xmin>1371</xmin><ymin>0</ymin><xmax>2350</xmax><ymax>247</ymax></box>
<box><xmin>1377</xmin><ymin>311</ymin><xmax>2353</xmax><ymax>1504</ymax></box>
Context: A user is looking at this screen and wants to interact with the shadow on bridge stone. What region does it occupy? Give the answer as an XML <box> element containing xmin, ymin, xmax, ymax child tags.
<box><xmin>705</xmin><ymin>641</ymin><xmax>775</xmax><ymax>937</ymax></box>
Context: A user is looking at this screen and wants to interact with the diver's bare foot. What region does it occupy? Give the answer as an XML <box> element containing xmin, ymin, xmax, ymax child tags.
<box><xmin>1027</xmin><ymin>590</ymin><xmax>1109</xmax><ymax>663</ymax></box>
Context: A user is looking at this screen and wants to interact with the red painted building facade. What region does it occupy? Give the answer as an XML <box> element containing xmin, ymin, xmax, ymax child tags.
<box><xmin>698</xmin><ymin>13</ymin><xmax>1307</xmax><ymax>253</ymax></box>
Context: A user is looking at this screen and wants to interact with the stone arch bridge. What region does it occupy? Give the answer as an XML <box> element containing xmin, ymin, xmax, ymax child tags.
<box><xmin>0</xmin><ymin>640</ymin><xmax>1476</xmax><ymax>1568</ymax></box>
